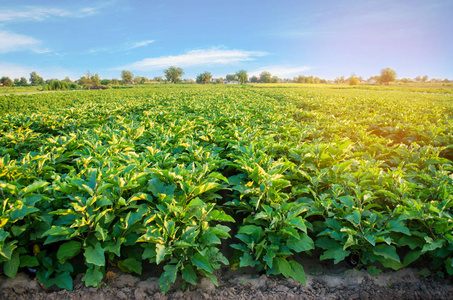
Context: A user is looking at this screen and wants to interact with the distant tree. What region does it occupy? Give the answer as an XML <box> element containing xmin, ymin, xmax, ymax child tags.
<box><xmin>215</xmin><ymin>78</ymin><xmax>223</xmax><ymax>84</ymax></box>
<box><xmin>225</xmin><ymin>74</ymin><xmax>237</xmax><ymax>82</ymax></box>
<box><xmin>29</xmin><ymin>71</ymin><xmax>44</xmax><ymax>85</ymax></box>
<box><xmin>272</xmin><ymin>76</ymin><xmax>279</xmax><ymax>83</ymax></box>
<box><xmin>62</xmin><ymin>77</ymin><xmax>73</xmax><ymax>83</ymax></box>
<box><xmin>0</xmin><ymin>77</ymin><xmax>13</xmax><ymax>86</ymax></box>
<box><xmin>77</xmin><ymin>74</ymin><xmax>93</xmax><ymax>86</ymax></box>
<box><xmin>13</xmin><ymin>78</ymin><xmax>20</xmax><ymax>86</ymax></box>
<box><xmin>314</xmin><ymin>77</ymin><xmax>320</xmax><ymax>84</ymax></box>
<box><xmin>121</xmin><ymin>70</ymin><xmax>134</xmax><ymax>84</ymax></box>
<box><xmin>422</xmin><ymin>75</ymin><xmax>429</xmax><ymax>83</ymax></box>
<box><xmin>153</xmin><ymin>76</ymin><xmax>163</xmax><ymax>82</ymax></box>
<box><xmin>400</xmin><ymin>78</ymin><xmax>410</xmax><ymax>84</ymax></box>
<box><xmin>91</xmin><ymin>74</ymin><xmax>101</xmax><ymax>85</ymax></box>
<box><xmin>196</xmin><ymin>71</ymin><xmax>212</xmax><ymax>84</ymax></box>
<box><xmin>259</xmin><ymin>71</ymin><xmax>272</xmax><ymax>83</ymax></box>
<box><xmin>349</xmin><ymin>76</ymin><xmax>359</xmax><ymax>85</ymax></box>
<box><xmin>100</xmin><ymin>79</ymin><xmax>111</xmax><ymax>85</ymax></box>
<box><xmin>110</xmin><ymin>79</ymin><xmax>120</xmax><ymax>85</ymax></box>
<box><xmin>164</xmin><ymin>66</ymin><xmax>183</xmax><ymax>83</ymax></box>
<box><xmin>250</xmin><ymin>75</ymin><xmax>259</xmax><ymax>83</ymax></box>
<box><xmin>379</xmin><ymin>68</ymin><xmax>396</xmax><ymax>85</ymax></box>
<box><xmin>236</xmin><ymin>70</ymin><xmax>248</xmax><ymax>84</ymax></box>
<box><xmin>443</xmin><ymin>78</ymin><xmax>450</xmax><ymax>83</ymax></box>
<box><xmin>19</xmin><ymin>77</ymin><xmax>28</xmax><ymax>86</ymax></box>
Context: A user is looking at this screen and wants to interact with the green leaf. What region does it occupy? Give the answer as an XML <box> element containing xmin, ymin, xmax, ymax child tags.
<box><xmin>22</xmin><ymin>181</ymin><xmax>49</xmax><ymax>195</ymax></box>
<box><xmin>3</xmin><ymin>251</ymin><xmax>20</xmax><ymax>278</ymax></box>
<box><xmin>41</xmin><ymin>226</ymin><xmax>75</xmax><ymax>237</ymax></box>
<box><xmin>403</xmin><ymin>250</ymin><xmax>422</xmax><ymax>266</ymax></box>
<box><xmin>118</xmin><ymin>258</ymin><xmax>142</xmax><ymax>275</ymax></box>
<box><xmin>57</xmin><ymin>241</ymin><xmax>82</xmax><ymax>264</ymax></box>
<box><xmin>156</xmin><ymin>244</ymin><xmax>168</xmax><ymax>264</ymax></box>
<box><xmin>421</xmin><ymin>237</ymin><xmax>444</xmax><ymax>253</ymax></box>
<box><xmin>20</xmin><ymin>255</ymin><xmax>39</xmax><ymax>268</ymax></box>
<box><xmin>47</xmin><ymin>271</ymin><xmax>73</xmax><ymax>291</ymax></box>
<box><xmin>387</xmin><ymin>220</ymin><xmax>411</xmax><ymax>236</ymax></box>
<box><xmin>186</xmin><ymin>198</ymin><xmax>205</xmax><ymax>208</ymax></box>
<box><xmin>239</xmin><ymin>253</ymin><xmax>259</xmax><ymax>268</ymax></box>
<box><xmin>159</xmin><ymin>263</ymin><xmax>180</xmax><ymax>293</ymax></box>
<box><xmin>84</xmin><ymin>242</ymin><xmax>105</xmax><ymax>266</ymax></box>
<box><xmin>320</xmin><ymin>248</ymin><xmax>350</xmax><ymax>264</ymax></box>
<box><xmin>191</xmin><ymin>253</ymin><xmax>213</xmax><ymax>273</ymax></box>
<box><xmin>237</xmin><ymin>225</ymin><xmax>262</xmax><ymax>236</ymax></box>
<box><xmin>373</xmin><ymin>244</ymin><xmax>401</xmax><ymax>263</ymax></box>
<box><xmin>287</xmin><ymin>233</ymin><xmax>314</xmax><ymax>252</ymax></box>
<box><xmin>289</xmin><ymin>260</ymin><xmax>306</xmax><ymax>285</ymax></box>
<box><xmin>275</xmin><ymin>257</ymin><xmax>293</xmax><ymax>278</ymax></box>
<box><xmin>82</xmin><ymin>265</ymin><xmax>104</xmax><ymax>287</ymax></box>
<box><xmin>181</xmin><ymin>264</ymin><xmax>197</xmax><ymax>285</ymax></box>
<box><xmin>367</xmin><ymin>265</ymin><xmax>382</xmax><ymax>275</ymax></box>
<box><xmin>343</xmin><ymin>235</ymin><xmax>356</xmax><ymax>250</ymax></box>
<box><xmin>0</xmin><ymin>241</ymin><xmax>17</xmax><ymax>260</ymax></box>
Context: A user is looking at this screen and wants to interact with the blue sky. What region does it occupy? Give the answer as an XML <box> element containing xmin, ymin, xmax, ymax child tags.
<box><xmin>0</xmin><ymin>0</ymin><xmax>452</xmax><ymax>80</ymax></box>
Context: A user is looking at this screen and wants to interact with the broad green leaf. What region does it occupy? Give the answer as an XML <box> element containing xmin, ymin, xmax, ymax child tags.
<box><xmin>191</xmin><ymin>253</ymin><xmax>213</xmax><ymax>273</ymax></box>
<box><xmin>403</xmin><ymin>250</ymin><xmax>422</xmax><ymax>266</ymax></box>
<box><xmin>57</xmin><ymin>241</ymin><xmax>82</xmax><ymax>263</ymax></box>
<box><xmin>287</xmin><ymin>233</ymin><xmax>314</xmax><ymax>252</ymax></box>
<box><xmin>387</xmin><ymin>220</ymin><xmax>411</xmax><ymax>236</ymax></box>
<box><xmin>239</xmin><ymin>253</ymin><xmax>259</xmax><ymax>268</ymax></box>
<box><xmin>181</xmin><ymin>264</ymin><xmax>197</xmax><ymax>285</ymax></box>
<box><xmin>47</xmin><ymin>271</ymin><xmax>73</xmax><ymax>291</ymax></box>
<box><xmin>0</xmin><ymin>241</ymin><xmax>17</xmax><ymax>260</ymax></box>
<box><xmin>367</xmin><ymin>265</ymin><xmax>382</xmax><ymax>275</ymax></box>
<box><xmin>82</xmin><ymin>265</ymin><xmax>104</xmax><ymax>287</ymax></box>
<box><xmin>373</xmin><ymin>244</ymin><xmax>401</xmax><ymax>263</ymax></box>
<box><xmin>84</xmin><ymin>242</ymin><xmax>105</xmax><ymax>266</ymax></box>
<box><xmin>320</xmin><ymin>248</ymin><xmax>350</xmax><ymax>264</ymax></box>
<box><xmin>275</xmin><ymin>257</ymin><xmax>293</xmax><ymax>278</ymax></box>
<box><xmin>20</xmin><ymin>255</ymin><xmax>39</xmax><ymax>268</ymax></box>
<box><xmin>3</xmin><ymin>251</ymin><xmax>20</xmax><ymax>278</ymax></box>
<box><xmin>118</xmin><ymin>258</ymin><xmax>142</xmax><ymax>275</ymax></box>
<box><xmin>22</xmin><ymin>181</ymin><xmax>49</xmax><ymax>195</ymax></box>
<box><xmin>289</xmin><ymin>260</ymin><xmax>306</xmax><ymax>285</ymax></box>
<box><xmin>156</xmin><ymin>244</ymin><xmax>168</xmax><ymax>264</ymax></box>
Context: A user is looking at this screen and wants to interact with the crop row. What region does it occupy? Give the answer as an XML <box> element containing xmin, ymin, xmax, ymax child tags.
<box><xmin>0</xmin><ymin>85</ymin><xmax>452</xmax><ymax>291</ymax></box>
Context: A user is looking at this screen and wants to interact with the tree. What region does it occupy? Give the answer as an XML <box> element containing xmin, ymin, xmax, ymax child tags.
<box><xmin>13</xmin><ymin>78</ymin><xmax>20</xmax><ymax>86</ymax></box>
<box><xmin>164</xmin><ymin>66</ymin><xmax>183</xmax><ymax>83</ymax></box>
<box><xmin>153</xmin><ymin>76</ymin><xmax>163</xmax><ymax>82</ymax></box>
<box><xmin>29</xmin><ymin>71</ymin><xmax>44</xmax><ymax>85</ymax></box>
<box><xmin>422</xmin><ymin>75</ymin><xmax>429</xmax><ymax>83</ymax></box>
<box><xmin>91</xmin><ymin>74</ymin><xmax>101</xmax><ymax>85</ymax></box>
<box><xmin>236</xmin><ymin>70</ymin><xmax>248</xmax><ymax>84</ymax></box>
<box><xmin>379</xmin><ymin>68</ymin><xmax>396</xmax><ymax>85</ymax></box>
<box><xmin>196</xmin><ymin>72</ymin><xmax>212</xmax><ymax>84</ymax></box>
<box><xmin>225</xmin><ymin>74</ymin><xmax>237</xmax><ymax>82</ymax></box>
<box><xmin>121</xmin><ymin>70</ymin><xmax>134</xmax><ymax>85</ymax></box>
<box><xmin>250</xmin><ymin>75</ymin><xmax>259</xmax><ymax>83</ymax></box>
<box><xmin>111</xmin><ymin>79</ymin><xmax>120</xmax><ymax>85</ymax></box>
<box><xmin>349</xmin><ymin>76</ymin><xmax>359</xmax><ymax>85</ymax></box>
<box><xmin>19</xmin><ymin>77</ymin><xmax>28</xmax><ymax>86</ymax></box>
<box><xmin>0</xmin><ymin>77</ymin><xmax>13</xmax><ymax>86</ymax></box>
<box><xmin>259</xmin><ymin>71</ymin><xmax>272</xmax><ymax>83</ymax></box>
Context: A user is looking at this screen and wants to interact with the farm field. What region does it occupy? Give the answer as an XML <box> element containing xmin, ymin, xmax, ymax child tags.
<box><xmin>0</xmin><ymin>84</ymin><xmax>453</xmax><ymax>298</ymax></box>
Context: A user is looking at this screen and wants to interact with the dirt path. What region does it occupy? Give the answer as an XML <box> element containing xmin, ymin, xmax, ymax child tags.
<box><xmin>1</xmin><ymin>262</ymin><xmax>452</xmax><ymax>299</ymax></box>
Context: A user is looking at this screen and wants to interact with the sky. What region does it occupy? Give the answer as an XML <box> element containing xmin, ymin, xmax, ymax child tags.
<box><xmin>0</xmin><ymin>0</ymin><xmax>452</xmax><ymax>81</ymax></box>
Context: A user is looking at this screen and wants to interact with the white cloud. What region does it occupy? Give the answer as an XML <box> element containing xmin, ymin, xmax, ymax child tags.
<box><xmin>0</xmin><ymin>62</ymin><xmax>77</xmax><ymax>80</ymax></box>
<box><xmin>116</xmin><ymin>47</ymin><xmax>267</xmax><ymax>71</ymax></box>
<box><xmin>249</xmin><ymin>65</ymin><xmax>312</xmax><ymax>78</ymax></box>
<box><xmin>0</xmin><ymin>31</ymin><xmax>47</xmax><ymax>54</ymax></box>
<box><xmin>128</xmin><ymin>40</ymin><xmax>155</xmax><ymax>49</ymax></box>
<box><xmin>0</xmin><ymin>6</ymin><xmax>100</xmax><ymax>22</ymax></box>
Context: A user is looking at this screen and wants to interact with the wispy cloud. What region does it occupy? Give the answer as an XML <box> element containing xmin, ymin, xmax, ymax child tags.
<box><xmin>0</xmin><ymin>6</ymin><xmax>100</xmax><ymax>22</ymax></box>
<box><xmin>127</xmin><ymin>40</ymin><xmax>155</xmax><ymax>49</ymax></box>
<box><xmin>0</xmin><ymin>31</ymin><xmax>49</xmax><ymax>54</ymax></box>
<box><xmin>250</xmin><ymin>65</ymin><xmax>312</xmax><ymax>78</ymax></box>
<box><xmin>115</xmin><ymin>47</ymin><xmax>267</xmax><ymax>71</ymax></box>
<box><xmin>0</xmin><ymin>62</ymin><xmax>77</xmax><ymax>80</ymax></box>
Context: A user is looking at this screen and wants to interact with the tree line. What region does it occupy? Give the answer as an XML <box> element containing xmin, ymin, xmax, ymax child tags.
<box><xmin>1</xmin><ymin>67</ymin><xmax>451</xmax><ymax>89</ymax></box>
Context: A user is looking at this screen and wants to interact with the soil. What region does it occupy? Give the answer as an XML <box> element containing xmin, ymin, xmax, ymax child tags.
<box><xmin>1</xmin><ymin>258</ymin><xmax>452</xmax><ymax>300</ymax></box>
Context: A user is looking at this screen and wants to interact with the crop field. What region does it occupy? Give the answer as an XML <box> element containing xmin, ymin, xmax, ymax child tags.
<box><xmin>0</xmin><ymin>84</ymin><xmax>452</xmax><ymax>292</ymax></box>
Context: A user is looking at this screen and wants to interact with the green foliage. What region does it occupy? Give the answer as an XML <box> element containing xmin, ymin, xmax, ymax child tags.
<box><xmin>0</xmin><ymin>84</ymin><xmax>451</xmax><ymax>292</ymax></box>
<box><xmin>380</xmin><ymin>68</ymin><xmax>397</xmax><ymax>85</ymax></box>
<box><xmin>196</xmin><ymin>72</ymin><xmax>212</xmax><ymax>84</ymax></box>
<box><xmin>121</xmin><ymin>70</ymin><xmax>134</xmax><ymax>85</ymax></box>
<box><xmin>236</xmin><ymin>70</ymin><xmax>248</xmax><ymax>84</ymax></box>
<box><xmin>164</xmin><ymin>67</ymin><xmax>184</xmax><ymax>83</ymax></box>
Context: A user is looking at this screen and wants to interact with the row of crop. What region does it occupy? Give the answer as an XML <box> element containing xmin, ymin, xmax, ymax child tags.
<box><xmin>1</xmin><ymin>85</ymin><xmax>452</xmax><ymax>291</ymax></box>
